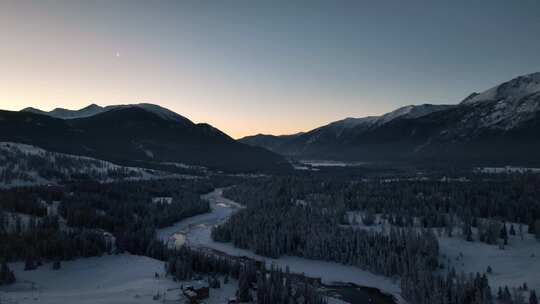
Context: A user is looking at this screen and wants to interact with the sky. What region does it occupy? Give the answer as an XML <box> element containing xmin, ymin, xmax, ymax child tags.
<box><xmin>1</xmin><ymin>0</ymin><xmax>539</xmax><ymax>138</ymax></box>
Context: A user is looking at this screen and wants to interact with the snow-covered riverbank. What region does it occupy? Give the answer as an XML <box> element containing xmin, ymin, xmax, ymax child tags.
<box><xmin>158</xmin><ymin>188</ymin><xmax>405</xmax><ymax>303</ymax></box>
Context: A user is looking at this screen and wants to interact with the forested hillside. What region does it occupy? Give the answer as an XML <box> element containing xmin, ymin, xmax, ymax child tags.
<box><xmin>0</xmin><ymin>178</ymin><xmax>215</xmax><ymax>262</ymax></box>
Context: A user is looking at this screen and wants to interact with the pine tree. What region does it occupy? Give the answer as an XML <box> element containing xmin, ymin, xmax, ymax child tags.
<box><xmin>0</xmin><ymin>210</ymin><xmax>5</xmax><ymax>234</ymax></box>
<box><xmin>464</xmin><ymin>222</ymin><xmax>474</xmax><ymax>242</ymax></box>
<box><xmin>504</xmin><ymin>286</ymin><xmax>512</xmax><ymax>302</ymax></box>
<box><xmin>52</xmin><ymin>257</ymin><xmax>61</xmax><ymax>270</ymax></box>
<box><xmin>24</xmin><ymin>256</ymin><xmax>36</xmax><ymax>271</ymax></box>
<box><xmin>501</xmin><ymin>224</ymin><xmax>509</xmax><ymax>245</ymax></box>
<box><xmin>237</xmin><ymin>269</ymin><xmax>252</xmax><ymax>302</ymax></box>
<box><xmin>530</xmin><ymin>290</ymin><xmax>538</xmax><ymax>304</ymax></box>
<box><xmin>0</xmin><ymin>261</ymin><xmax>16</xmax><ymax>285</ymax></box>
<box><xmin>510</xmin><ymin>224</ymin><xmax>516</xmax><ymax>236</ymax></box>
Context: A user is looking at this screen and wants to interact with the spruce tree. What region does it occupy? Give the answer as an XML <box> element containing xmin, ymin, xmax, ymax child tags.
<box><xmin>535</xmin><ymin>220</ymin><xmax>540</xmax><ymax>241</ymax></box>
<box><xmin>0</xmin><ymin>261</ymin><xmax>16</xmax><ymax>285</ymax></box>
<box><xmin>530</xmin><ymin>290</ymin><xmax>538</xmax><ymax>304</ymax></box>
<box><xmin>24</xmin><ymin>256</ymin><xmax>36</xmax><ymax>271</ymax></box>
<box><xmin>510</xmin><ymin>224</ymin><xmax>516</xmax><ymax>236</ymax></box>
<box><xmin>52</xmin><ymin>258</ymin><xmax>61</xmax><ymax>270</ymax></box>
<box><xmin>237</xmin><ymin>270</ymin><xmax>252</xmax><ymax>302</ymax></box>
<box><xmin>464</xmin><ymin>223</ymin><xmax>474</xmax><ymax>241</ymax></box>
<box><xmin>501</xmin><ymin>224</ymin><xmax>509</xmax><ymax>245</ymax></box>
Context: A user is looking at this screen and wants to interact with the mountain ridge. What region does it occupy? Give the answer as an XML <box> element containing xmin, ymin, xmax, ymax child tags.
<box><xmin>240</xmin><ymin>72</ymin><xmax>540</xmax><ymax>165</ymax></box>
<box><xmin>21</xmin><ymin>103</ymin><xmax>194</xmax><ymax>123</ymax></box>
<box><xmin>2</xmin><ymin>105</ymin><xmax>290</xmax><ymax>173</ymax></box>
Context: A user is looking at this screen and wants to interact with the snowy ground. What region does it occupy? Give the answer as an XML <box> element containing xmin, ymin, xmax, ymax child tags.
<box><xmin>439</xmin><ymin>232</ymin><xmax>540</xmax><ymax>293</ymax></box>
<box><xmin>8</xmin><ymin>186</ymin><xmax>535</xmax><ymax>304</ymax></box>
<box><xmin>159</xmin><ymin>188</ymin><xmax>405</xmax><ymax>303</ymax></box>
<box><xmin>299</xmin><ymin>160</ymin><xmax>368</xmax><ymax>167</ymax></box>
<box><xmin>346</xmin><ymin>212</ymin><xmax>540</xmax><ymax>294</ymax></box>
<box><xmin>475</xmin><ymin>166</ymin><xmax>540</xmax><ymax>174</ymax></box>
<box><xmin>0</xmin><ymin>254</ymin><xmax>238</xmax><ymax>304</ymax></box>
<box><xmin>0</xmin><ymin>254</ymin><xmax>178</xmax><ymax>304</ymax></box>
<box><xmin>0</xmin><ymin>142</ymin><xmax>190</xmax><ymax>189</ymax></box>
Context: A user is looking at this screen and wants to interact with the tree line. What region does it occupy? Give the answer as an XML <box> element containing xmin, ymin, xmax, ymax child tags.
<box><xmin>166</xmin><ymin>246</ymin><xmax>326</xmax><ymax>304</ymax></box>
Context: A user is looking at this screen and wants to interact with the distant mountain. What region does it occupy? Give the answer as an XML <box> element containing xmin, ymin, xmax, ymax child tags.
<box><xmin>2</xmin><ymin>104</ymin><xmax>290</xmax><ymax>173</ymax></box>
<box><xmin>21</xmin><ymin>103</ymin><xmax>193</xmax><ymax>123</ymax></box>
<box><xmin>239</xmin><ymin>133</ymin><xmax>304</xmax><ymax>153</ymax></box>
<box><xmin>240</xmin><ymin>104</ymin><xmax>453</xmax><ymax>156</ymax></box>
<box><xmin>240</xmin><ymin>72</ymin><xmax>540</xmax><ymax>165</ymax></box>
<box><xmin>22</xmin><ymin>103</ymin><xmax>107</xmax><ymax>119</ymax></box>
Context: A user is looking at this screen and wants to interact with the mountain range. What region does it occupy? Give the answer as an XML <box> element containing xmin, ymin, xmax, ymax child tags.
<box><xmin>240</xmin><ymin>72</ymin><xmax>540</xmax><ymax>165</ymax></box>
<box><xmin>21</xmin><ymin>103</ymin><xmax>192</xmax><ymax>122</ymax></box>
<box><xmin>0</xmin><ymin>104</ymin><xmax>289</xmax><ymax>173</ymax></box>
<box><xmin>3</xmin><ymin>72</ymin><xmax>539</xmax><ymax>170</ymax></box>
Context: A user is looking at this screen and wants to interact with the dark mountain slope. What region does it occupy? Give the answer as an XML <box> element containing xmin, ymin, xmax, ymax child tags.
<box><xmin>239</xmin><ymin>133</ymin><xmax>303</xmax><ymax>153</ymax></box>
<box><xmin>0</xmin><ymin>107</ymin><xmax>290</xmax><ymax>173</ymax></box>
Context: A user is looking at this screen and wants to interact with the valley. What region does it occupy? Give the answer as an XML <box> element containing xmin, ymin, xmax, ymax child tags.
<box><xmin>1</xmin><ymin>72</ymin><xmax>540</xmax><ymax>304</ymax></box>
<box><xmin>2</xmin><ymin>2</ymin><xmax>539</xmax><ymax>303</ymax></box>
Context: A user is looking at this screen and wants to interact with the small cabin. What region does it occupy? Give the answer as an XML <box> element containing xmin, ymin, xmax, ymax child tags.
<box><xmin>152</xmin><ymin>197</ymin><xmax>173</xmax><ymax>205</ymax></box>
<box><xmin>183</xmin><ymin>281</ymin><xmax>210</xmax><ymax>303</ymax></box>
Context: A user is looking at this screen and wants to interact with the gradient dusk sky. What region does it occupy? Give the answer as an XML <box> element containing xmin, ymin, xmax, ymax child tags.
<box><xmin>1</xmin><ymin>0</ymin><xmax>539</xmax><ymax>138</ymax></box>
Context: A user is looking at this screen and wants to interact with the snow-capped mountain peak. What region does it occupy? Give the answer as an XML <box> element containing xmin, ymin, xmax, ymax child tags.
<box><xmin>20</xmin><ymin>103</ymin><xmax>192</xmax><ymax>124</ymax></box>
<box><xmin>301</xmin><ymin>104</ymin><xmax>453</xmax><ymax>143</ymax></box>
<box><xmin>457</xmin><ymin>72</ymin><xmax>540</xmax><ymax>130</ymax></box>
<box><xmin>461</xmin><ymin>72</ymin><xmax>540</xmax><ymax>105</ymax></box>
<box><xmin>332</xmin><ymin>116</ymin><xmax>379</xmax><ymax>129</ymax></box>
<box><xmin>125</xmin><ymin>103</ymin><xmax>192</xmax><ymax>124</ymax></box>
<box><xmin>21</xmin><ymin>104</ymin><xmax>106</xmax><ymax>119</ymax></box>
<box><xmin>375</xmin><ymin>104</ymin><xmax>453</xmax><ymax>126</ymax></box>
<box><xmin>329</xmin><ymin>104</ymin><xmax>452</xmax><ymax>132</ymax></box>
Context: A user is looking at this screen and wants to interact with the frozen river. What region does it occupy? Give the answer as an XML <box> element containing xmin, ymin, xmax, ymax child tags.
<box><xmin>157</xmin><ymin>188</ymin><xmax>242</xmax><ymax>247</ymax></box>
